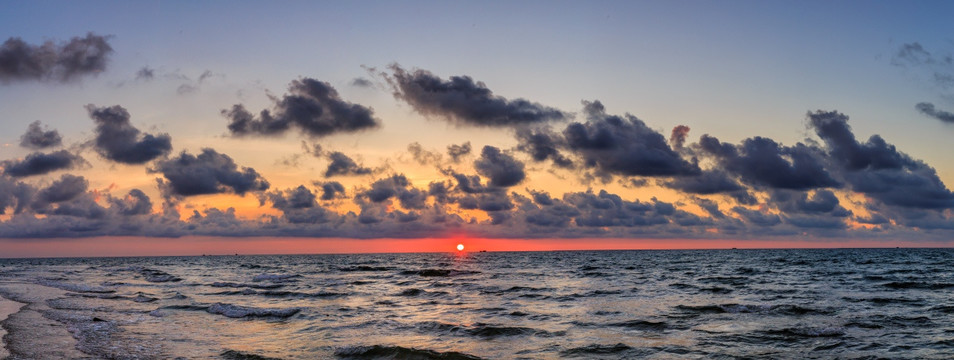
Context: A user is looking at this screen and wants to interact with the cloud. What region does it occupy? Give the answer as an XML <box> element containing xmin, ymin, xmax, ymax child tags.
<box><xmin>152</xmin><ymin>148</ymin><xmax>270</xmax><ymax>198</ymax></box>
<box><xmin>808</xmin><ymin>110</ymin><xmax>954</xmax><ymax>209</ymax></box>
<box><xmin>223</xmin><ymin>78</ymin><xmax>379</xmax><ymax>137</ymax></box>
<box><xmin>663</xmin><ymin>169</ymin><xmax>755</xmax><ymax>204</ymax></box>
<box><xmin>316</xmin><ymin>181</ymin><xmax>346</xmax><ymax>201</ymax></box>
<box><xmin>384</xmin><ymin>65</ymin><xmax>570</xmax><ymax>127</ymax></box>
<box><xmin>564</xmin><ymin>100</ymin><xmax>700</xmax><ymax>178</ymax></box>
<box><xmin>31</xmin><ymin>174</ymin><xmax>88</xmax><ymax>211</ymax></box>
<box><xmin>446</xmin><ymin>142</ymin><xmax>472</xmax><ymax>163</ymax></box>
<box><xmin>360</xmin><ymin>174</ymin><xmax>428</xmax><ymax>210</ymax></box>
<box><xmin>670</xmin><ymin>125</ymin><xmax>690</xmax><ymax>150</ymax></box>
<box><xmin>916</xmin><ymin>102</ymin><xmax>954</xmax><ymax>123</ymax></box>
<box><xmin>474</xmin><ymin>146</ymin><xmax>526</xmax><ymax>187</ymax></box>
<box><xmin>1</xmin><ymin>150</ymin><xmax>83</xmax><ymax>177</ymax></box>
<box><xmin>515</xmin><ymin>127</ymin><xmax>573</xmax><ymax>168</ymax></box>
<box><xmin>0</xmin><ymin>33</ymin><xmax>113</xmax><ymax>84</ymax></box>
<box><xmin>87</xmin><ymin>104</ymin><xmax>173</xmax><ymax>164</ymax></box>
<box><xmin>407</xmin><ymin>142</ymin><xmax>442</xmax><ymax>166</ymax></box>
<box><xmin>19</xmin><ymin>121</ymin><xmax>62</xmax><ymax>149</ymax></box>
<box><xmin>324</xmin><ymin>151</ymin><xmax>372</xmax><ymax>177</ymax></box>
<box><xmin>350</xmin><ymin>77</ymin><xmax>373</xmax><ymax>87</ymax></box>
<box><xmin>135</xmin><ymin>67</ymin><xmax>155</xmax><ymax>81</ymax></box>
<box><xmin>698</xmin><ymin>134</ymin><xmax>838</xmax><ymax>190</ymax></box>
<box><xmin>108</xmin><ymin>189</ymin><xmax>153</xmax><ymax>216</ymax></box>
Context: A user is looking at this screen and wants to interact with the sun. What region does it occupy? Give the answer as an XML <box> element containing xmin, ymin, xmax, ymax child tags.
<box><xmin>456</xmin><ymin>243</ymin><xmax>464</xmax><ymax>251</ymax></box>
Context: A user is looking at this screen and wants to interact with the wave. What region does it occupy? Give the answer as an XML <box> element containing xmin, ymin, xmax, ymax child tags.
<box><xmin>155</xmin><ymin>303</ymin><xmax>301</xmax><ymax>319</ymax></box>
<box><xmin>220</xmin><ymin>349</ymin><xmax>283</xmax><ymax>360</ymax></box>
<box><xmin>883</xmin><ymin>281</ymin><xmax>954</xmax><ymax>290</ymax></box>
<box><xmin>209</xmin><ymin>289</ymin><xmax>348</xmax><ymax>299</ymax></box>
<box><xmin>414</xmin><ymin>321</ymin><xmax>560</xmax><ymax>339</ymax></box>
<box><xmin>607</xmin><ymin>320</ymin><xmax>668</xmax><ymax>331</ymax></box>
<box><xmin>334</xmin><ymin>345</ymin><xmax>482</xmax><ymax>360</ymax></box>
<box><xmin>400</xmin><ymin>269</ymin><xmax>481</xmax><ymax>277</ymax></box>
<box><xmin>122</xmin><ymin>266</ymin><xmax>182</xmax><ymax>283</ymax></box>
<box><xmin>38</xmin><ymin>280</ymin><xmax>115</xmax><ymax>294</ymax></box>
<box><xmin>207</xmin><ymin>303</ymin><xmax>301</xmax><ymax>319</ymax></box>
<box><xmin>210</xmin><ymin>282</ymin><xmax>284</xmax><ymax>289</ymax></box>
<box><xmin>251</xmin><ymin>274</ymin><xmax>301</xmax><ymax>283</ymax></box>
<box><xmin>675</xmin><ymin>303</ymin><xmax>831</xmax><ymax>316</ymax></box>
<box><xmin>561</xmin><ymin>343</ymin><xmax>636</xmax><ymax>356</ymax></box>
<box><xmin>764</xmin><ymin>326</ymin><xmax>845</xmax><ymax>338</ymax></box>
<box><xmin>337</xmin><ymin>265</ymin><xmax>393</xmax><ymax>272</ymax></box>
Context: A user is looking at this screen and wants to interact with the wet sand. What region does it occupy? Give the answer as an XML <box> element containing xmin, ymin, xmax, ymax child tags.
<box><xmin>0</xmin><ymin>294</ymin><xmax>25</xmax><ymax>359</ymax></box>
<box><xmin>0</xmin><ymin>283</ymin><xmax>86</xmax><ymax>359</ymax></box>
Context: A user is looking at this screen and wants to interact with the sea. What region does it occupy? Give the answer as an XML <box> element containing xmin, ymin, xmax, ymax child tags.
<box><xmin>1</xmin><ymin>248</ymin><xmax>953</xmax><ymax>359</ymax></box>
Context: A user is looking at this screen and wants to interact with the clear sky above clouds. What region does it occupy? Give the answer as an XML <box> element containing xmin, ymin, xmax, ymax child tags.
<box><xmin>1</xmin><ymin>1</ymin><xmax>953</xmax><ymax>256</ymax></box>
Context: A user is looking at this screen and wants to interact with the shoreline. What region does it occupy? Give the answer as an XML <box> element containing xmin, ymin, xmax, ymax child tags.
<box><xmin>0</xmin><ymin>294</ymin><xmax>26</xmax><ymax>359</ymax></box>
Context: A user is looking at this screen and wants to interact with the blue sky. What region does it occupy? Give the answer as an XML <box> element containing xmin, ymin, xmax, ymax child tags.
<box><xmin>1</xmin><ymin>1</ymin><xmax>953</xmax><ymax>253</ymax></box>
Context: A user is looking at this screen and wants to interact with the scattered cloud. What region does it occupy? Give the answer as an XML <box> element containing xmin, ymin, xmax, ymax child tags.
<box><xmin>87</xmin><ymin>104</ymin><xmax>173</xmax><ymax>164</ymax></box>
<box><xmin>324</xmin><ymin>152</ymin><xmax>372</xmax><ymax>177</ymax></box>
<box><xmin>0</xmin><ymin>33</ymin><xmax>113</xmax><ymax>84</ymax></box>
<box><xmin>916</xmin><ymin>102</ymin><xmax>954</xmax><ymax>123</ymax></box>
<box><xmin>223</xmin><ymin>78</ymin><xmax>380</xmax><ymax>137</ymax></box>
<box><xmin>474</xmin><ymin>146</ymin><xmax>526</xmax><ymax>188</ymax></box>
<box><xmin>350</xmin><ymin>77</ymin><xmax>373</xmax><ymax>87</ymax></box>
<box><xmin>19</xmin><ymin>121</ymin><xmax>62</xmax><ymax>149</ymax></box>
<box><xmin>152</xmin><ymin>148</ymin><xmax>269</xmax><ymax>199</ymax></box>
<box><xmin>1</xmin><ymin>150</ymin><xmax>84</xmax><ymax>178</ymax></box>
<box><xmin>384</xmin><ymin>64</ymin><xmax>570</xmax><ymax>127</ymax></box>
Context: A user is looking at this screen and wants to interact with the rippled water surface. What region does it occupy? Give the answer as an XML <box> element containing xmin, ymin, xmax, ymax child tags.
<box><xmin>2</xmin><ymin>248</ymin><xmax>954</xmax><ymax>359</ymax></box>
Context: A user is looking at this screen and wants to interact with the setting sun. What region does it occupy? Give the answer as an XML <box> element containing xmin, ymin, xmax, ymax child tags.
<box><xmin>456</xmin><ymin>244</ymin><xmax>464</xmax><ymax>251</ymax></box>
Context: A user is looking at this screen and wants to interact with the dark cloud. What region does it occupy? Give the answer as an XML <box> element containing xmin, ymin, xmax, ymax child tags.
<box><xmin>135</xmin><ymin>67</ymin><xmax>155</xmax><ymax>81</ymax></box>
<box><xmin>916</xmin><ymin>102</ymin><xmax>954</xmax><ymax>123</ymax></box>
<box><xmin>265</xmin><ymin>186</ymin><xmax>338</xmax><ymax>224</ymax></box>
<box><xmin>361</xmin><ymin>175</ymin><xmax>427</xmax><ymax>210</ymax></box>
<box><xmin>564</xmin><ymin>100</ymin><xmax>699</xmax><ymax>177</ymax></box>
<box><xmin>446</xmin><ymin>142</ymin><xmax>472</xmax><ymax>163</ymax></box>
<box><xmin>694</xmin><ymin>198</ymin><xmax>726</xmax><ymax>219</ymax></box>
<box><xmin>324</xmin><ymin>152</ymin><xmax>372</xmax><ymax>177</ymax></box>
<box><xmin>87</xmin><ymin>104</ymin><xmax>173</xmax><ymax>164</ymax></box>
<box><xmin>32</xmin><ymin>174</ymin><xmax>88</xmax><ymax>211</ymax></box>
<box><xmin>0</xmin><ymin>33</ymin><xmax>113</xmax><ymax>83</ymax></box>
<box><xmin>1</xmin><ymin>150</ymin><xmax>83</xmax><ymax>177</ymax></box>
<box><xmin>564</xmin><ymin>190</ymin><xmax>670</xmax><ymax>227</ymax></box>
<box><xmin>350</xmin><ymin>77</ymin><xmax>373</xmax><ymax>87</ymax></box>
<box><xmin>19</xmin><ymin>121</ymin><xmax>62</xmax><ymax>149</ymax></box>
<box><xmin>698</xmin><ymin>134</ymin><xmax>838</xmax><ymax>190</ymax></box>
<box><xmin>152</xmin><ymin>148</ymin><xmax>270</xmax><ymax>198</ymax></box>
<box><xmin>317</xmin><ymin>181</ymin><xmax>346</xmax><ymax>201</ymax></box>
<box><xmin>109</xmin><ymin>189</ymin><xmax>153</xmax><ymax>216</ymax></box>
<box><xmin>515</xmin><ymin>128</ymin><xmax>573</xmax><ymax>168</ymax></box>
<box><xmin>663</xmin><ymin>170</ymin><xmax>755</xmax><ymax>204</ymax></box>
<box><xmin>385</xmin><ymin>65</ymin><xmax>570</xmax><ymax>127</ymax></box>
<box><xmin>474</xmin><ymin>146</ymin><xmax>526</xmax><ymax>188</ymax></box>
<box><xmin>670</xmin><ymin>125</ymin><xmax>690</xmax><ymax>150</ymax></box>
<box><xmin>0</xmin><ymin>177</ymin><xmax>34</xmax><ymax>215</ymax></box>
<box><xmin>223</xmin><ymin>78</ymin><xmax>379</xmax><ymax>137</ymax></box>
<box><xmin>732</xmin><ymin>207</ymin><xmax>781</xmax><ymax>227</ymax></box>
<box><xmin>809</xmin><ymin>110</ymin><xmax>954</xmax><ymax>209</ymax></box>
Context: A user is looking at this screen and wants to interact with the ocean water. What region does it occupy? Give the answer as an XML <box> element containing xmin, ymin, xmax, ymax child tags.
<box><xmin>1</xmin><ymin>248</ymin><xmax>954</xmax><ymax>359</ymax></box>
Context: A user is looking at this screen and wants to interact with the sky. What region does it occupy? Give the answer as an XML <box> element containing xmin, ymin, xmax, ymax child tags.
<box><xmin>1</xmin><ymin>1</ymin><xmax>954</xmax><ymax>257</ymax></box>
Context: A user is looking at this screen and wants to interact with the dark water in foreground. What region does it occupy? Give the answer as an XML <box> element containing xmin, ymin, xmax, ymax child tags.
<box><xmin>1</xmin><ymin>248</ymin><xmax>954</xmax><ymax>359</ymax></box>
